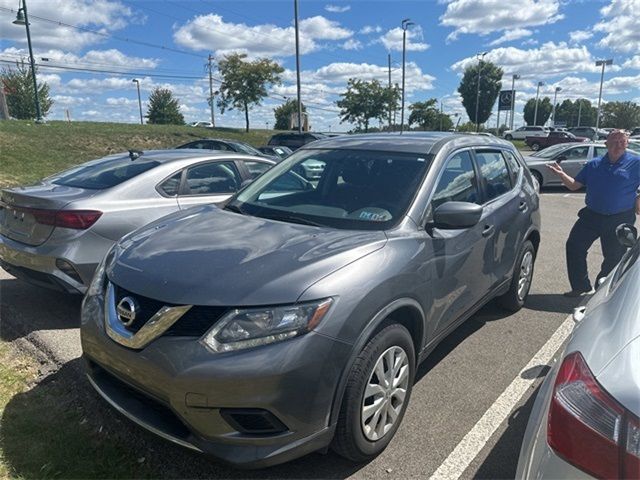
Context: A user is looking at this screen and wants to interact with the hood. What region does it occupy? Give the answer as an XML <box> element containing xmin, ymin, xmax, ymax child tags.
<box><xmin>108</xmin><ymin>205</ymin><xmax>387</xmax><ymax>306</ymax></box>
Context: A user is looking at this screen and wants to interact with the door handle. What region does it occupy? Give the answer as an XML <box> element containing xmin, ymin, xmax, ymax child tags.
<box><xmin>482</xmin><ymin>225</ymin><xmax>495</xmax><ymax>237</ymax></box>
<box><xmin>518</xmin><ymin>201</ymin><xmax>528</xmax><ymax>212</ymax></box>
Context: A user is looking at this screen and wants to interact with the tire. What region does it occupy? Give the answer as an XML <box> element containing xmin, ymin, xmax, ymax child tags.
<box><xmin>530</xmin><ymin>170</ymin><xmax>542</xmax><ymax>192</ymax></box>
<box><xmin>531</xmin><ymin>142</ymin><xmax>541</xmax><ymax>151</ymax></box>
<box><xmin>496</xmin><ymin>240</ymin><xmax>536</xmax><ymax>312</ymax></box>
<box><xmin>505</xmin><ymin>134</ymin><xmax>513</xmax><ymax>140</ymax></box>
<box><xmin>332</xmin><ymin>324</ymin><xmax>416</xmax><ymax>462</ymax></box>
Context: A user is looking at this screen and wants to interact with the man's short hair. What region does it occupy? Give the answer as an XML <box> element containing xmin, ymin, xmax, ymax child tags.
<box><xmin>607</xmin><ymin>129</ymin><xmax>630</xmax><ymax>140</ymax></box>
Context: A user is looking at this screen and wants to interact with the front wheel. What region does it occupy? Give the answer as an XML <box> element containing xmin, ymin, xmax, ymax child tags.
<box><xmin>332</xmin><ymin>324</ymin><xmax>415</xmax><ymax>462</ymax></box>
<box><xmin>531</xmin><ymin>142</ymin><xmax>541</xmax><ymax>151</ymax></box>
<box><xmin>496</xmin><ymin>240</ymin><xmax>536</xmax><ymax>312</ymax></box>
<box><xmin>505</xmin><ymin>134</ymin><xmax>513</xmax><ymax>140</ymax></box>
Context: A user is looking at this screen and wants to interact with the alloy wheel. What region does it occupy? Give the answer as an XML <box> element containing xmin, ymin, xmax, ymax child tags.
<box><xmin>517</xmin><ymin>250</ymin><xmax>534</xmax><ymax>301</ymax></box>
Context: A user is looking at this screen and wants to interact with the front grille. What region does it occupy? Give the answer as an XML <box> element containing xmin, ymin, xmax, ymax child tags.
<box><xmin>112</xmin><ymin>284</ymin><xmax>228</xmax><ymax>337</ymax></box>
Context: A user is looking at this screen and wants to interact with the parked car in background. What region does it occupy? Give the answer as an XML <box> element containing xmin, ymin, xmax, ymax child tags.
<box><xmin>267</xmin><ymin>131</ymin><xmax>327</xmax><ymax>151</ymax></box>
<box><xmin>81</xmin><ymin>132</ymin><xmax>540</xmax><ymax>468</ymax></box>
<box><xmin>630</xmin><ymin>127</ymin><xmax>640</xmax><ymax>136</ymax></box>
<box><xmin>523</xmin><ymin>142</ymin><xmax>607</xmax><ymax>189</ymax></box>
<box><xmin>524</xmin><ymin>131</ymin><xmax>588</xmax><ymax>151</ymax></box>
<box><xmin>503</xmin><ymin>126</ymin><xmax>548</xmax><ymax>141</ymax></box>
<box><xmin>567</xmin><ymin>126</ymin><xmax>608</xmax><ymax>140</ymax></box>
<box><xmin>517</xmin><ymin>224</ymin><xmax>640</xmax><ymax>479</ymax></box>
<box><xmin>176</xmin><ymin>138</ymin><xmax>278</xmax><ymax>161</ymax></box>
<box><xmin>257</xmin><ymin>145</ymin><xmax>293</xmax><ymax>160</ymax></box>
<box><xmin>0</xmin><ymin>150</ymin><xmax>275</xmax><ymax>294</ymax></box>
<box><xmin>189</xmin><ymin>121</ymin><xmax>214</xmax><ymax>128</ymax></box>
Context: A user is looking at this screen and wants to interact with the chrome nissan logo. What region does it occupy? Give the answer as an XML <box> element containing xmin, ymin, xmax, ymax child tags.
<box><xmin>116</xmin><ymin>296</ymin><xmax>138</xmax><ymax>327</ymax></box>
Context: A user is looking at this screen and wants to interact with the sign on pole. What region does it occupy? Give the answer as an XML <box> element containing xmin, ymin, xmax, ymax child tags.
<box><xmin>498</xmin><ymin>90</ymin><xmax>514</xmax><ymax>111</ymax></box>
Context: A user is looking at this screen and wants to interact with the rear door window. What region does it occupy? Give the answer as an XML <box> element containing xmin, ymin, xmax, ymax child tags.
<box><xmin>158</xmin><ymin>172</ymin><xmax>183</xmax><ymax>196</ymax></box>
<box><xmin>474</xmin><ymin>150</ymin><xmax>513</xmax><ymax>201</ymax></box>
<box><xmin>184</xmin><ymin>161</ymin><xmax>241</xmax><ymax>195</ymax></box>
<box><xmin>52</xmin><ymin>157</ymin><xmax>160</xmax><ymax>189</ymax></box>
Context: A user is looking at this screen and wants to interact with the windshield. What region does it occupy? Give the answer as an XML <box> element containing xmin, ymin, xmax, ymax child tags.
<box><xmin>229</xmin><ymin>148</ymin><xmax>432</xmax><ymax>230</ymax></box>
<box><xmin>231</xmin><ymin>142</ymin><xmax>263</xmax><ymax>156</ymax></box>
<box><xmin>530</xmin><ymin>143</ymin><xmax>572</xmax><ymax>158</ymax></box>
<box><xmin>51</xmin><ymin>156</ymin><xmax>160</xmax><ymax>189</ymax></box>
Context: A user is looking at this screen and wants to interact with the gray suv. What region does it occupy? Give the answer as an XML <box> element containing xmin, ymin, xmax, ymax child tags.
<box><xmin>81</xmin><ymin>133</ymin><xmax>540</xmax><ymax>468</ymax></box>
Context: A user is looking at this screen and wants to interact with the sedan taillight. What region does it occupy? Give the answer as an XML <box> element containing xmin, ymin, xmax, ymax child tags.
<box><xmin>548</xmin><ymin>351</ymin><xmax>640</xmax><ymax>479</ymax></box>
<box><xmin>30</xmin><ymin>209</ymin><xmax>102</xmax><ymax>230</ymax></box>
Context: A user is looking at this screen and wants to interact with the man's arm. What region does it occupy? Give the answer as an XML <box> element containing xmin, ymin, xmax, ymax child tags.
<box><xmin>546</xmin><ymin>162</ymin><xmax>584</xmax><ymax>191</ymax></box>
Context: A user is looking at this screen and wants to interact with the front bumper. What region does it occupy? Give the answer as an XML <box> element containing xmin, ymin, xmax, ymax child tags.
<box><xmin>80</xmin><ymin>294</ymin><xmax>352</xmax><ymax>468</ymax></box>
<box><xmin>0</xmin><ymin>232</ymin><xmax>112</xmax><ymax>294</ymax></box>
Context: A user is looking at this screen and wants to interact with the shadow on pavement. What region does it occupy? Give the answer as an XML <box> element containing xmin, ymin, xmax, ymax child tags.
<box><xmin>0</xmin><ymin>277</ymin><xmax>82</xmax><ymax>341</ymax></box>
<box><xmin>524</xmin><ymin>293</ymin><xmax>580</xmax><ymax>314</ymax></box>
<box><xmin>1</xmin><ymin>359</ymin><xmax>365</xmax><ymax>479</ymax></box>
<box><xmin>473</xmin><ymin>383</ymin><xmax>542</xmax><ymax>479</ymax></box>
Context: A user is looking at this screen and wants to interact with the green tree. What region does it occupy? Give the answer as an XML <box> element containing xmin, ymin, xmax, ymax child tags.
<box><xmin>408</xmin><ymin>99</ymin><xmax>438</xmax><ymax>130</ymax></box>
<box><xmin>457</xmin><ymin>121</ymin><xmax>478</xmax><ymax>132</ymax></box>
<box><xmin>554</xmin><ymin>99</ymin><xmax>597</xmax><ymax>127</ymax></box>
<box><xmin>457</xmin><ymin>60</ymin><xmax>503</xmax><ymax>127</ymax></box>
<box><xmin>274</xmin><ymin>99</ymin><xmax>306</xmax><ymax>130</ymax></box>
<box><xmin>146</xmin><ymin>87</ymin><xmax>184</xmax><ymax>125</ymax></box>
<box><xmin>523</xmin><ymin>97</ymin><xmax>552</xmax><ymax>126</ymax></box>
<box><xmin>601</xmin><ymin>101</ymin><xmax>640</xmax><ymax>130</ymax></box>
<box><xmin>1</xmin><ymin>61</ymin><xmax>53</xmax><ymax>120</ymax></box>
<box><xmin>217</xmin><ymin>53</ymin><xmax>284</xmax><ymax>132</ymax></box>
<box><xmin>337</xmin><ymin>79</ymin><xmax>399</xmax><ymax>132</ymax></box>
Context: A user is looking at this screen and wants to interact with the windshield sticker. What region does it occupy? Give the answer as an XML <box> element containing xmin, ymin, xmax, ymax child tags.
<box><xmin>359</xmin><ymin>211</ymin><xmax>390</xmax><ymax>221</ymax></box>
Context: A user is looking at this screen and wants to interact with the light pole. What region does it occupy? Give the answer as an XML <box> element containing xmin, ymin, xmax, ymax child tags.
<box><xmin>510</xmin><ymin>74</ymin><xmax>520</xmax><ymax>130</ymax></box>
<box><xmin>132</xmin><ymin>79</ymin><xmax>143</xmax><ymax>125</ymax></box>
<box><xmin>595</xmin><ymin>59</ymin><xmax>613</xmax><ymax>137</ymax></box>
<box><xmin>474</xmin><ymin>51</ymin><xmax>488</xmax><ymax>132</ymax></box>
<box><xmin>551</xmin><ymin>86</ymin><xmax>561</xmax><ymax>127</ymax></box>
<box><xmin>400</xmin><ymin>18</ymin><xmax>414</xmax><ymax>133</ymax></box>
<box><xmin>439</xmin><ymin>99</ymin><xmax>444</xmax><ymax>131</ymax></box>
<box><xmin>533</xmin><ymin>81</ymin><xmax>544</xmax><ymax>126</ymax></box>
<box><xmin>12</xmin><ymin>0</ymin><xmax>43</xmax><ymax>123</ymax></box>
<box><xmin>293</xmin><ymin>0</ymin><xmax>303</xmax><ymax>133</ymax></box>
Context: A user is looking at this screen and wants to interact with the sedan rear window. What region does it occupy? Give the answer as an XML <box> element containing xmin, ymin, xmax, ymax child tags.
<box><xmin>52</xmin><ymin>157</ymin><xmax>160</xmax><ymax>189</ymax></box>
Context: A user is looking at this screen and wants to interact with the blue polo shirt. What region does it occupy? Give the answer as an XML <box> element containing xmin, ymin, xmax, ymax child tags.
<box><xmin>575</xmin><ymin>151</ymin><xmax>640</xmax><ymax>215</ymax></box>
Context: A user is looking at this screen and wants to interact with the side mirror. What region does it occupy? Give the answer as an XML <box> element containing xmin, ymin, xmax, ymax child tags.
<box><xmin>433</xmin><ymin>202</ymin><xmax>483</xmax><ymax>229</ymax></box>
<box><xmin>616</xmin><ymin>223</ymin><xmax>637</xmax><ymax>248</ymax></box>
<box><xmin>556</xmin><ymin>155</ymin><xmax>567</xmax><ymax>162</ymax></box>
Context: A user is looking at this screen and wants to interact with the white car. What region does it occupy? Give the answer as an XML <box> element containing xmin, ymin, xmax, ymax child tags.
<box><xmin>190</xmin><ymin>121</ymin><xmax>214</xmax><ymax>128</ymax></box>
<box><xmin>503</xmin><ymin>126</ymin><xmax>549</xmax><ymax>141</ymax></box>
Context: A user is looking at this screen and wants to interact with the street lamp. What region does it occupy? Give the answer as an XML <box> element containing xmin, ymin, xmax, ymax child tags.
<box><xmin>551</xmin><ymin>86</ymin><xmax>562</xmax><ymax>127</ymax></box>
<box><xmin>12</xmin><ymin>0</ymin><xmax>43</xmax><ymax>123</ymax></box>
<box><xmin>400</xmin><ymin>18</ymin><xmax>415</xmax><ymax>133</ymax></box>
<box><xmin>293</xmin><ymin>0</ymin><xmax>303</xmax><ymax>133</ymax></box>
<box><xmin>533</xmin><ymin>81</ymin><xmax>544</xmax><ymax>126</ymax></box>
<box><xmin>131</xmin><ymin>79</ymin><xmax>143</xmax><ymax>125</ymax></box>
<box><xmin>474</xmin><ymin>51</ymin><xmax>488</xmax><ymax>132</ymax></box>
<box><xmin>510</xmin><ymin>74</ymin><xmax>520</xmax><ymax>130</ymax></box>
<box><xmin>595</xmin><ymin>59</ymin><xmax>613</xmax><ymax>137</ymax></box>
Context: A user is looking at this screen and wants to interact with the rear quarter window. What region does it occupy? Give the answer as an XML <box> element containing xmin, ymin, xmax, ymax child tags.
<box><xmin>52</xmin><ymin>158</ymin><xmax>160</xmax><ymax>189</ymax></box>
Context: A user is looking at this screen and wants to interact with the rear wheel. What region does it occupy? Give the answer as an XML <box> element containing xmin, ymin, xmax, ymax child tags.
<box><xmin>505</xmin><ymin>134</ymin><xmax>513</xmax><ymax>140</ymax></box>
<box><xmin>531</xmin><ymin>142</ymin><xmax>541</xmax><ymax>151</ymax></box>
<box><xmin>332</xmin><ymin>324</ymin><xmax>415</xmax><ymax>462</ymax></box>
<box><xmin>496</xmin><ymin>240</ymin><xmax>535</xmax><ymax>312</ymax></box>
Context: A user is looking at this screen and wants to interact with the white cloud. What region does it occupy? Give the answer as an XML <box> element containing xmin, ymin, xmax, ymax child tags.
<box><xmin>569</xmin><ymin>30</ymin><xmax>593</xmax><ymax>43</ymax></box>
<box><xmin>379</xmin><ymin>27</ymin><xmax>430</xmax><ymax>52</ymax></box>
<box><xmin>0</xmin><ymin>0</ymin><xmax>135</xmax><ymax>51</ymax></box>
<box><xmin>622</xmin><ymin>55</ymin><xmax>640</xmax><ymax>69</ymax></box>
<box><xmin>488</xmin><ymin>29</ymin><xmax>533</xmax><ymax>46</ymax></box>
<box><xmin>1</xmin><ymin>47</ymin><xmax>159</xmax><ymax>70</ymax></box>
<box><xmin>325</xmin><ymin>4</ymin><xmax>351</xmax><ymax>13</ymax></box>
<box><xmin>521</xmin><ymin>39</ymin><xmax>539</xmax><ymax>46</ymax></box>
<box><xmin>342</xmin><ymin>39</ymin><xmax>363</xmax><ymax>50</ymax></box>
<box><xmin>106</xmin><ymin>97</ymin><xmax>139</xmax><ymax>106</ymax></box>
<box><xmin>360</xmin><ymin>25</ymin><xmax>382</xmax><ymax>34</ymax></box>
<box><xmin>451</xmin><ymin>42</ymin><xmax>621</xmax><ymax>78</ymax></box>
<box><xmin>594</xmin><ymin>0</ymin><xmax>640</xmax><ymax>53</ymax></box>
<box><xmin>173</xmin><ymin>14</ymin><xmax>351</xmax><ymax>57</ymax></box>
<box><xmin>440</xmin><ymin>0</ymin><xmax>563</xmax><ymax>42</ymax></box>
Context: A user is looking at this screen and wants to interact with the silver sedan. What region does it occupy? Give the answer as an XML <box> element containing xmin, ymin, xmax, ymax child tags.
<box><xmin>516</xmin><ymin>224</ymin><xmax>640</xmax><ymax>479</ymax></box>
<box><xmin>0</xmin><ymin>150</ymin><xmax>275</xmax><ymax>294</ymax></box>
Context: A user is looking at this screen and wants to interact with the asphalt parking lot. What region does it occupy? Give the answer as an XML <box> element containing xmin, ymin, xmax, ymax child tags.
<box><xmin>0</xmin><ymin>189</ymin><xmax>623</xmax><ymax>479</ymax></box>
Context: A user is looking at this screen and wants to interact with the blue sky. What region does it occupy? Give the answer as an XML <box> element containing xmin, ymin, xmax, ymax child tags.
<box><xmin>1</xmin><ymin>0</ymin><xmax>638</xmax><ymax>131</ymax></box>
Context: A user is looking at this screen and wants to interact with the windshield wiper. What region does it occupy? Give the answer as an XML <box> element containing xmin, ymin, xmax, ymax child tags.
<box><xmin>223</xmin><ymin>203</ymin><xmax>244</xmax><ymax>214</ymax></box>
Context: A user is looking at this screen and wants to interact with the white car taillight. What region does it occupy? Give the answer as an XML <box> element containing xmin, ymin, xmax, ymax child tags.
<box><xmin>547</xmin><ymin>351</ymin><xmax>640</xmax><ymax>478</ymax></box>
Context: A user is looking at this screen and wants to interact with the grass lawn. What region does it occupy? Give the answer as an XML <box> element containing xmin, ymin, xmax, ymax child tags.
<box><xmin>1</xmin><ymin>120</ymin><xmax>272</xmax><ymax>187</ymax></box>
<box><xmin>0</xmin><ymin>342</ymin><xmax>162</xmax><ymax>479</ymax></box>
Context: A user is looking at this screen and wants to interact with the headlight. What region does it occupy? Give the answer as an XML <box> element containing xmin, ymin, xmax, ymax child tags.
<box><xmin>201</xmin><ymin>298</ymin><xmax>333</xmax><ymax>353</ymax></box>
<box><xmin>85</xmin><ymin>246</ymin><xmax>114</xmax><ymax>298</ymax></box>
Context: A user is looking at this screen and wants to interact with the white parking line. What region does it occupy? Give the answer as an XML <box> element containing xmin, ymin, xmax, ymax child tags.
<box><xmin>428</xmin><ymin>314</ymin><xmax>575</xmax><ymax>480</ymax></box>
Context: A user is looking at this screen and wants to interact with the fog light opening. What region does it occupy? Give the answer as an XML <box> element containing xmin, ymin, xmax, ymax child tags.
<box><xmin>220</xmin><ymin>408</ymin><xmax>288</xmax><ymax>435</ymax></box>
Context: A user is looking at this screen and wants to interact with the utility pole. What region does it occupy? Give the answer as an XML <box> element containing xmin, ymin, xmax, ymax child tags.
<box><xmin>207</xmin><ymin>54</ymin><xmax>216</xmax><ymax>128</ymax></box>
<box><xmin>132</xmin><ymin>79</ymin><xmax>143</xmax><ymax>125</ymax></box>
<box><xmin>294</xmin><ymin>0</ymin><xmax>303</xmax><ymax>133</ymax></box>
<box><xmin>510</xmin><ymin>74</ymin><xmax>520</xmax><ymax>130</ymax></box>
<box><xmin>475</xmin><ymin>51</ymin><xmax>488</xmax><ymax>132</ymax></box>
<box><xmin>533</xmin><ymin>81</ymin><xmax>544</xmax><ymax>126</ymax></box>
<box><xmin>400</xmin><ymin>18</ymin><xmax>414</xmax><ymax>133</ymax></box>
<box><xmin>595</xmin><ymin>59</ymin><xmax>613</xmax><ymax>137</ymax></box>
<box><xmin>440</xmin><ymin>100</ymin><xmax>444</xmax><ymax>131</ymax></box>
<box><xmin>551</xmin><ymin>86</ymin><xmax>561</xmax><ymax>127</ymax></box>
<box><xmin>577</xmin><ymin>100</ymin><xmax>582</xmax><ymax>127</ymax></box>
<box><xmin>388</xmin><ymin>53</ymin><xmax>392</xmax><ymax>131</ymax></box>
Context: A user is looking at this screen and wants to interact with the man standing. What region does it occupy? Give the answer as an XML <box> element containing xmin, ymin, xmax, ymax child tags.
<box><xmin>547</xmin><ymin>130</ymin><xmax>640</xmax><ymax>297</ymax></box>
